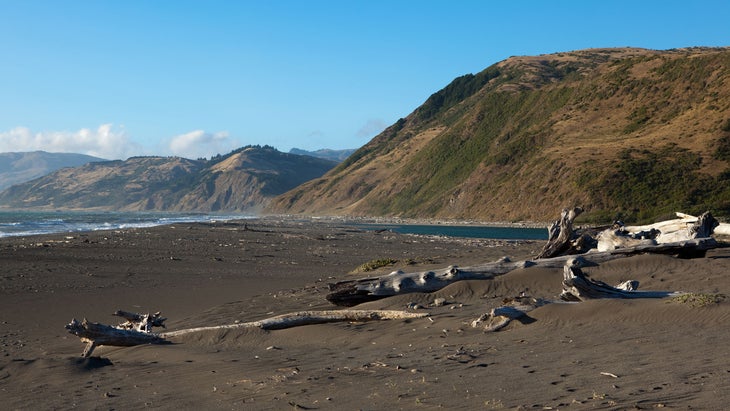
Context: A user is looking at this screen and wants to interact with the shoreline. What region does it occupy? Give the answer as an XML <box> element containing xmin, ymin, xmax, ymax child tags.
<box><xmin>0</xmin><ymin>211</ymin><xmax>549</xmax><ymax>241</ymax></box>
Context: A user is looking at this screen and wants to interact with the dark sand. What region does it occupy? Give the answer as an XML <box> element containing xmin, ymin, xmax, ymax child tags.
<box><xmin>1</xmin><ymin>217</ymin><xmax>730</xmax><ymax>410</ymax></box>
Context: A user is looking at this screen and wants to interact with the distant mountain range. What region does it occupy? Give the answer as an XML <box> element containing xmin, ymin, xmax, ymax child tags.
<box><xmin>0</xmin><ymin>151</ymin><xmax>105</xmax><ymax>191</ymax></box>
<box><xmin>268</xmin><ymin>47</ymin><xmax>730</xmax><ymax>223</ymax></box>
<box><xmin>0</xmin><ymin>146</ymin><xmax>337</xmax><ymax>212</ymax></box>
<box><xmin>289</xmin><ymin>148</ymin><xmax>356</xmax><ymax>162</ymax></box>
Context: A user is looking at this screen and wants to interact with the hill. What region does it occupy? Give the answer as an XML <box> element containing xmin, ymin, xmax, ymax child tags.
<box><xmin>267</xmin><ymin>47</ymin><xmax>730</xmax><ymax>223</ymax></box>
<box><xmin>0</xmin><ymin>146</ymin><xmax>337</xmax><ymax>212</ymax></box>
<box><xmin>0</xmin><ymin>151</ymin><xmax>105</xmax><ymax>191</ymax></box>
<box><xmin>289</xmin><ymin>148</ymin><xmax>356</xmax><ymax>162</ymax></box>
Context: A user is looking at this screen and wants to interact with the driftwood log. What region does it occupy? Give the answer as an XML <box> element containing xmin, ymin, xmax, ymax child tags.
<box><xmin>597</xmin><ymin>211</ymin><xmax>721</xmax><ymax>251</ymax></box>
<box><xmin>536</xmin><ymin>207</ymin><xmax>585</xmax><ymax>258</ymax></box>
<box><xmin>66</xmin><ymin>310</ymin><xmax>428</xmax><ymax>357</ymax></box>
<box><xmin>65</xmin><ymin>318</ymin><xmax>167</xmax><ymax>357</ymax></box>
<box><xmin>559</xmin><ymin>257</ymin><xmax>681</xmax><ymax>301</ymax></box>
<box><xmin>327</xmin><ymin>237</ymin><xmax>718</xmax><ymax>306</ymax></box>
<box><xmin>473</xmin><ymin>256</ymin><xmax>683</xmax><ymax>331</ymax></box>
<box><xmin>327</xmin><ymin>209</ymin><xmax>725</xmax><ymax>306</ymax></box>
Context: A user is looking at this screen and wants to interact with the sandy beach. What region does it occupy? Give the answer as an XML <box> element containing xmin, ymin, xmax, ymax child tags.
<box><xmin>1</xmin><ymin>217</ymin><xmax>730</xmax><ymax>410</ymax></box>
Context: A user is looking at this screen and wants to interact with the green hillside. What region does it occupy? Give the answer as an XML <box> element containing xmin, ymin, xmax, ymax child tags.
<box><xmin>267</xmin><ymin>47</ymin><xmax>730</xmax><ymax>223</ymax></box>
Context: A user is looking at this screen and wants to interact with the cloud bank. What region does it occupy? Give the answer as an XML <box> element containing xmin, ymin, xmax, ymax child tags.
<box><xmin>166</xmin><ymin>130</ymin><xmax>241</xmax><ymax>159</ymax></box>
<box><xmin>0</xmin><ymin>124</ymin><xmax>140</xmax><ymax>160</ymax></box>
<box><xmin>0</xmin><ymin>125</ymin><xmax>244</xmax><ymax>160</ymax></box>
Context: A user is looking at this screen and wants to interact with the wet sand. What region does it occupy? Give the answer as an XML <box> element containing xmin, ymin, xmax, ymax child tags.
<box><xmin>1</xmin><ymin>217</ymin><xmax>729</xmax><ymax>409</ymax></box>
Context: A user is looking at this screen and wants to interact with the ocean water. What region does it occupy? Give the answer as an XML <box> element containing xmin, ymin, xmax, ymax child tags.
<box><xmin>0</xmin><ymin>210</ymin><xmax>251</xmax><ymax>238</ymax></box>
<box><xmin>352</xmin><ymin>223</ymin><xmax>548</xmax><ymax>241</ymax></box>
<box><xmin>0</xmin><ymin>211</ymin><xmax>548</xmax><ymax>241</ymax></box>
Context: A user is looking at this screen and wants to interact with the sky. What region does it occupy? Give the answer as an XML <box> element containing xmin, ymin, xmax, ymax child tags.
<box><xmin>0</xmin><ymin>1</ymin><xmax>728</xmax><ymax>160</ymax></box>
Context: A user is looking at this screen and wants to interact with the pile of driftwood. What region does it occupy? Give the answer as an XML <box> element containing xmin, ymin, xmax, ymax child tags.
<box><xmin>66</xmin><ymin>209</ymin><xmax>727</xmax><ymax>356</ymax></box>
<box><xmin>327</xmin><ymin>209</ymin><xmax>725</xmax><ymax>306</ymax></box>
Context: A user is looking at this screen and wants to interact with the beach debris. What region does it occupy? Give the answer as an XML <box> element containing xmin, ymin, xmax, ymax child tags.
<box><xmin>536</xmin><ymin>207</ymin><xmax>587</xmax><ymax>259</ymax></box>
<box><xmin>162</xmin><ymin>309</ymin><xmax>430</xmax><ymax>337</ymax></box>
<box><xmin>432</xmin><ymin>297</ymin><xmax>447</xmax><ymax>307</ymax></box>
<box><xmin>471</xmin><ymin>254</ymin><xmax>688</xmax><ymax>331</ymax></box>
<box><xmin>326</xmin><ymin>209</ymin><xmax>721</xmax><ymax>306</ymax></box>
<box><xmin>560</xmin><ymin>257</ymin><xmax>682</xmax><ymax>301</ymax></box>
<box><xmin>406</xmin><ymin>302</ymin><xmax>425</xmax><ymax>310</ymax></box>
<box><xmin>471</xmin><ymin>299</ymin><xmax>544</xmax><ymax>332</ymax></box>
<box><xmin>113</xmin><ymin>310</ymin><xmax>167</xmax><ymax>332</ymax></box>
<box><xmin>65</xmin><ymin>314</ymin><xmax>167</xmax><ymax>358</ymax></box>
<box><xmin>65</xmin><ymin>309</ymin><xmax>430</xmax><ymax>357</ymax></box>
<box><xmin>596</xmin><ymin>211</ymin><xmax>719</xmax><ymax>252</ymax></box>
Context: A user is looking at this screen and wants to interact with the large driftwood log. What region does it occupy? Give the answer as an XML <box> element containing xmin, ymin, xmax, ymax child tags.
<box><xmin>162</xmin><ymin>310</ymin><xmax>428</xmax><ymax>338</ymax></box>
<box><xmin>559</xmin><ymin>257</ymin><xmax>681</xmax><ymax>301</ymax></box>
<box><xmin>328</xmin><ymin>209</ymin><xmax>726</xmax><ymax>306</ymax></box>
<box><xmin>327</xmin><ymin>237</ymin><xmax>718</xmax><ymax>306</ymax></box>
<box><xmin>536</xmin><ymin>207</ymin><xmax>584</xmax><ymax>259</ymax></box>
<box><xmin>597</xmin><ymin>211</ymin><xmax>720</xmax><ymax>251</ymax></box>
<box><xmin>473</xmin><ymin>257</ymin><xmax>683</xmax><ymax>331</ymax></box>
<box><xmin>66</xmin><ymin>309</ymin><xmax>428</xmax><ymax>357</ymax></box>
<box><xmin>65</xmin><ymin>318</ymin><xmax>167</xmax><ymax>357</ymax></box>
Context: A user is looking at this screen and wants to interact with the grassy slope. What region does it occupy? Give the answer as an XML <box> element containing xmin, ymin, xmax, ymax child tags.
<box><xmin>268</xmin><ymin>47</ymin><xmax>730</xmax><ymax>223</ymax></box>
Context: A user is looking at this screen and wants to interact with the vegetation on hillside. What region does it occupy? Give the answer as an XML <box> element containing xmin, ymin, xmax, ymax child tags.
<box><xmin>0</xmin><ymin>146</ymin><xmax>337</xmax><ymax>212</ymax></box>
<box><xmin>268</xmin><ymin>47</ymin><xmax>730</xmax><ymax>223</ymax></box>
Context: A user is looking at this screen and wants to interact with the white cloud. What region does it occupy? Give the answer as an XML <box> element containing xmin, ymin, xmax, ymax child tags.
<box><xmin>166</xmin><ymin>130</ymin><xmax>240</xmax><ymax>159</ymax></box>
<box><xmin>0</xmin><ymin>124</ymin><xmax>141</xmax><ymax>160</ymax></box>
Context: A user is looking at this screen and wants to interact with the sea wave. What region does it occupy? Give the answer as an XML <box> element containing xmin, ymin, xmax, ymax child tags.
<box><xmin>0</xmin><ymin>211</ymin><xmax>252</xmax><ymax>238</ymax></box>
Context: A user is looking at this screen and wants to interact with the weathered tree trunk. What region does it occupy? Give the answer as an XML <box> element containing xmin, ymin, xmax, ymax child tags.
<box><xmin>471</xmin><ymin>256</ymin><xmax>684</xmax><ymax>332</ymax></box>
<box><xmin>327</xmin><ymin>237</ymin><xmax>718</xmax><ymax>306</ymax></box>
<box><xmin>66</xmin><ymin>309</ymin><xmax>428</xmax><ymax>357</ymax></box>
<box><xmin>65</xmin><ymin>318</ymin><xmax>167</xmax><ymax>357</ymax></box>
<box><xmin>559</xmin><ymin>257</ymin><xmax>681</xmax><ymax>301</ymax></box>
<box><xmin>161</xmin><ymin>310</ymin><xmax>428</xmax><ymax>337</ymax></box>
<box><xmin>597</xmin><ymin>211</ymin><xmax>720</xmax><ymax>251</ymax></box>
<box><xmin>536</xmin><ymin>207</ymin><xmax>584</xmax><ymax>259</ymax></box>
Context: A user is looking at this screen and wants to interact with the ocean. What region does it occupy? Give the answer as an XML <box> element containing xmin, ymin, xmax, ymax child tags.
<box><xmin>352</xmin><ymin>223</ymin><xmax>548</xmax><ymax>241</ymax></box>
<box><xmin>0</xmin><ymin>210</ymin><xmax>251</xmax><ymax>238</ymax></box>
<box><xmin>0</xmin><ymin>211</ymin><xmax>548</xmax><ymax>240</ymax></box>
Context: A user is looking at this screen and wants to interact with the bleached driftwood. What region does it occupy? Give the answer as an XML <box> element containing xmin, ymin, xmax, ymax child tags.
<box><xmin>597</xmin><ymin>211</ymin><xmax>720</xmax><ymax>251</ymax></box>
<box><xmin>66</xmin><ymin>309</ymin><xmax>428</xmax><ymax>357</ymax></box>
<box><xmin>623</xmin><ymin>212</ymin><xmax>729</xmax><ymax>238</ymax></box>
<box><xmin>327</xmin><ymin>209</ymin><xmax>726</xmax><ymax>306</ymax></box>
<box><xmin>559</xmin><ymin>257</ymin><xmax>681</xmax><ymax>301</ymax></box>
<box><xmin>162</xmin><ymin>310</ymin><xmax>428</xmax><ymax>337</ymax></box>
<box><xmin>471</xmin><ymin>300</ymin><xmax>545</xmax><ymax>332</ymax></box>
<box><xmin>327</xmin><ymin>237</ymin><xmax>718</xmax><ymax>306</ymax></box>
<box><xmin>473</xmin><ymin>257</ymin><xmax>683</xmax><ymax>331</ymax></box>
<box><xmin>114</xmin><ymin>310</ymin><xmax>167</xmax><ymax>332</ymax></box>
<box><xmin>536</xmin><ymin>207</ymin><xmax>585</xmax><ymax>259</ymax></box>
<box><xmin>65</xmin><ymin>318</ymin><xmax>167</xmax><ymax>358</ymax></box>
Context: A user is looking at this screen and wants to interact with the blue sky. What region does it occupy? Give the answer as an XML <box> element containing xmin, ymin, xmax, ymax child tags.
<box><xmin>1</xmin><ymin>1</ymin><xmax>728</xmax><ymax>160</ymax></box>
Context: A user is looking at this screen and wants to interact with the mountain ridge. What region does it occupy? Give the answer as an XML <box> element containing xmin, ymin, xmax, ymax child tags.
<box><xmin>288</xmin><ymin>148</ymin><xmax>356</xmax><ymax>162</ymax></box>
<box><xmin>0</xmin><ymin>151</ymin><xmax>106</xmax><ymax>191</ymax></box>
<box><xmin>267</xmin><ymin>47</ymin><xmax>730</xmax><ymax>223</ymax></box>
<box><xmin>0</xmin><ymin>146</ymin><xmax>337</xmax><ymax>212</ymax></box>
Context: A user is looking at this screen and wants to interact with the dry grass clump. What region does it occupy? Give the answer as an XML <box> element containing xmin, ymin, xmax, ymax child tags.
<box><xmin>669</xmin><ymin>293</ymin><xmax>726</xmax><ymax>308</ymax></box>
<box><xmin>351</xmin><ymin>258</ymin><xmax>398</xmax><ymax>273</ymax></box>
